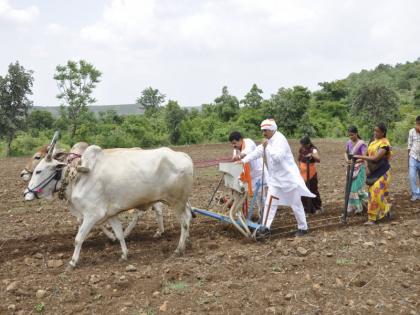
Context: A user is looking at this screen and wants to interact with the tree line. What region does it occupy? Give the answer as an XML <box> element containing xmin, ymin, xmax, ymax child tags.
<box><xmin>1</xmin><ymin>59</ymin><xmax>419</xmax><ymax>156</ymax></box>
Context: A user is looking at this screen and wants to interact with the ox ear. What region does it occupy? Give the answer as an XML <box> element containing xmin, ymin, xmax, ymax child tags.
<box><xmin>54</xmin><ymin>160</ymin><xmax>67</xmax><ymax>171</ymax></box>
<box><xmin>53</xmin><ymin>150</ymin><xmax>67</xmax><ymax>162</ymax></box>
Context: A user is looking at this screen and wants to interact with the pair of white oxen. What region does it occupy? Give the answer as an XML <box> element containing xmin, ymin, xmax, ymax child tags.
<box><xmin>22</xmin><ymin>142</ymin><xmax>194</xmax><ymax>270</ymax></box>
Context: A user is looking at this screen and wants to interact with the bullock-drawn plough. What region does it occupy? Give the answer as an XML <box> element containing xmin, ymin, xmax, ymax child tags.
<box><xmin>191</xmin><ymin>163</ymin><xmax>264</xmax><ymax>239</ymax></box>
<box><xmin>191</xmin><ymin>156</ymin><xmax>365</xmax><ymax>240</ymax></box>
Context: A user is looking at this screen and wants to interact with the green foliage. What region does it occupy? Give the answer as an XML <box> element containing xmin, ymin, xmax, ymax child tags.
<box><xmin>414</xmin><ymin>84</ymin><xmax>420</xmax><ymax>108</ymax></box>
<box><xmin>178</xmin><ymin>117</ymin><xmax>206</xmax><ymax>144</ymax></box>
<box><xmin>54</xmin><ymin>60</ymin><xmax>101</xmax><ymax>141</ymax></box>
<box><xmin>98</xmin><ymin>110</ymin><xmax>124</xmax><ymax>124</ymax></box>
<box><xmin>350</xmin><ymin>82</ymin><xmax>400</xmax><ymax>131</ymax></box>
<box><xmin>315</xmin><ymin>80</ymin><xmax>348</xmax><ymax>101</ymax></box>
<box><xmin>0</xmin><ymin>61</ymin><xmax>34</xmax><ymax>155</ymax></box>
<box><xmin>269</xmin><ymin>86</ymin><xmax>311</xmax><ymax>136</ymax></box>
<box><xmin>234</xmin><ymin>107</ymin><xmax>264</xmax><ymax>139</ymax></box>
<box><xmin>241</xmin><ymin>83</ymin><xmax>263</xmax><ymax>108</ymax></box>
<box><xmin>27</xmin><ymin>110</ymin><xmax>55</xmax><ymax>136</ymax></box>
<box><xmin>136</xmin><ymin>87</ymin><xmax>165</xmax><ymax>115</ymax></box>
<box><xmin>165</xmin><ymin>100</ymin><xmax>186</xmax><ymax>144</ymax></box>
<box><xmin>3</xmin><ymin>59</ymin><xmax>420</xmax><ymax>156</ymax></box>
<box><xmin>214</xmin><ymin>86</ymin><xmax>240</xmax><ymax>122</ymax></box>
<box><xmin>9</xmin><ymin>132</ymin><xmax>50</xmax><ymax>156</ymax></box>
<box><xmin>391</xmin><ymin>108</ymin><xmax>417</xmax><ymax>145</ymax></box>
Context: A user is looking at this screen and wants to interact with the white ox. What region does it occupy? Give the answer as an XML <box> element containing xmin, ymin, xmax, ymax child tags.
<box><xmin>20</xmin><ymin>142</ymin><xmax>165</xmax><ymax>239</ymax></box>
<box><xmin>24</xmin><ymin>144</ymin><xmax>193</xmax><ymax>269</ymax></box>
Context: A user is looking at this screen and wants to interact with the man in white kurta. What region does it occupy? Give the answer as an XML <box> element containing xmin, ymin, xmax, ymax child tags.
<box><xmin>240</xmin><ymin>119</ymin><xmax>315</xmax><ymax>235</ymax></box>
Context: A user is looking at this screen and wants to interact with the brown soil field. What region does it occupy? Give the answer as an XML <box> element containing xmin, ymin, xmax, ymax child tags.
<box><xmin>0</xmin><ymin>139</ymin><xmax>419</xmax><ymax>315</ymax></box>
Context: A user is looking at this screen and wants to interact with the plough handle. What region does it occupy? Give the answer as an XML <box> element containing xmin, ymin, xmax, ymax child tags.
<box><xmin>341</xmin><ymin>154</ymin><xmax>355</xmax><ymax>223</ymax></box>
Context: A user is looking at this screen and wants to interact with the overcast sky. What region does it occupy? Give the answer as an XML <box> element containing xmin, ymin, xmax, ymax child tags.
<box><xmin>1</xmin><ymin>0</ymin><xmax>419</xmax><ymax>107</ymax></box>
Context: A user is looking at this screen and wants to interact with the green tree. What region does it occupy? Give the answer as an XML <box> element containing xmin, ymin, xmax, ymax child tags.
<box><xmin>165</xmin><ymin>100</ymin><xmax>186</xmax><ymax>144</ymax></box>
<box><xmin>413</xmin><ymin>84</ymin><xmax>420</xmax><ymax>108</ymax></box>
<box><xmin>241</xmin><ymin>84</ymin><xmax>263</xmax><ymax>108</ymax></box>
<box><xmin>98</xmin><ymin>110</ymin><xmax>124</xmax><ymax>124</ymax></box>
<box><xmin>54</xmin><ymin>60</ymin><xmax>101</xmax><ymax>142</ymax></box>
<box><xmin>0</xmin><ymin>61</ymin><xmax>34</xmax><ymax>156</ymax></box>
<box><xmin>235</xmin><ymin>107</ymin><xmax>264</xmax><ymax>138</ymax></box>
<box><xmin>270</xmin><ymin>86</ymin><xmax>311</xmax><ymax>136</ymax></box>
<box><xmin>351</xmin><ymin>82</ymin><xmax>400</xmax><ymax>130</ymax></box>
<box><xmin>214</xmin><ymin>86</ymin><xmax>240</xmax><ymax>122</ymax></box>
<box><xmin>178</xmin><ymin>117</ymin><xmax>205</xmax><ymax>144</ymax></box>
<box><xmin>315</xmin><ymin>80</ymin><xmax>348</xmax><ymax>101</ymax></box>
<box><xmin>136</xmin><ymin>87</ymin><xmax>165</xmax><ymax>115</ymax></box>
<box><xmin>27</xmin><ymin>110</ymin><xmax>55</xmax><ymax>136</ymax></box>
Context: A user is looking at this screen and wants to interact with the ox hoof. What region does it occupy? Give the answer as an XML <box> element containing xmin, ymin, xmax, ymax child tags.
<box><xmin>120</xmin><ymin>253</ymin><xmax>128</xmax><ymax>261</ymax></box>
<box><xmin>185</xmin><ymin>238</ymin><xmax>193</xmax><ymax>250</ymax></box>
<box><xmin>153</xmin><ymin>231</ymin><xmax>163</xmax><ymax>238</ymax></box>
<box><xmin>173</xmin><ymin>249</ymin><xmax>184</xmax><ymax>257</ymax></box>
<box><xmin>65</xmin><ymin>263</ymin><xmax>75</xmax><ymax>272</ymax></box>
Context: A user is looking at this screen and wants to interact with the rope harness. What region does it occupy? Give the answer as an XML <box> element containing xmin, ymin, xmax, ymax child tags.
<box><xmin>67</xmin><ymin>153</ymin><xmax>82</xmax><ymax>163</ymax></box>
<box><xmin>24</xmin><ymin>168</ymin><xmax>62</xmax><ymax>199</ymax></box>
<box><xmin>58</xmin><ymin>161</ymin><xmax>81</xmax><ymax>201</ymax></box>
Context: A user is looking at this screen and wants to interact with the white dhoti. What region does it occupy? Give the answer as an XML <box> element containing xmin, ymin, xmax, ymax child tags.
<box><xmin>261</xmin><ymin>185</ymin><xmax>309</xmax><ymax>230</ymax></box>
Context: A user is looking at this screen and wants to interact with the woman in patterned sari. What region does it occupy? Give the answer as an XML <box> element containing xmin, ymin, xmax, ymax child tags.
<box><xmin>344</xmin><ymin>126</ymin><xmax>368</xmax><ymax>214</ymax></box>
<box><xmin>354</xmin><ymin>123</ymin><xmax>392</xmax><ymax>225</ymax></box>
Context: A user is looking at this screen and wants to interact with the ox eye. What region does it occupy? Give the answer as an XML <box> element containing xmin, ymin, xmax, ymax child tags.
<box><xmin>36</xmin><ymin>170</ymin><xmax>42</xmax><ymax>174</ymax></box>
<box><xmin>34</xmin><ymin>156</ymin><xmax>41</xmax><ymax>160</ymax></box>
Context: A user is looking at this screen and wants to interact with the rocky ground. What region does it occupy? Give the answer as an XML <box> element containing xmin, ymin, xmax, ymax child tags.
<box><xmin>0</xmin><ymin>140</ymin><xmax>419</xmax><ymax>315</ymax></box>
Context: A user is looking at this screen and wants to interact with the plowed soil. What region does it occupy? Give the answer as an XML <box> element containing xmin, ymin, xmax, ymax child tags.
<box><xmin>0</xmin><ymin>139</ymin><xmax>419</xmax><ymax>315</ymax></box>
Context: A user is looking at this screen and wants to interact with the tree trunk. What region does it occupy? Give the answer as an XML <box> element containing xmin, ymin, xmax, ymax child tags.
<box><xmin>5</xmin><ymin>134</ymin><xmax>13</xmax><ymax>157</ymax></box>
<box><xmin>69</xmin><ymin>122</ymin><xmax>77</xmax><ymax>145</ymax></box>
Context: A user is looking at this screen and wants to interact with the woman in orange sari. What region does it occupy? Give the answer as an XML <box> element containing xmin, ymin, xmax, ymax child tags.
<box><xmin>354</xmin><ymin>123</ymin><xmax>392</xmax><ymax>225</ymax></box>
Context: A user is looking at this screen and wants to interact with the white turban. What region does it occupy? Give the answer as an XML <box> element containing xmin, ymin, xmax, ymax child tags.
<box><xmin>260</xmin><ymin>119</ymin><xmax>277</xmax><ymax>131</ymax></box>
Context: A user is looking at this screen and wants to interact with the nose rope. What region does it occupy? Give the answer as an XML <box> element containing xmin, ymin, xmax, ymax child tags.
<box><xmin>24</xmin><ymin>170</ymin><xmax>61</xmax><ymax>198</ymax></box>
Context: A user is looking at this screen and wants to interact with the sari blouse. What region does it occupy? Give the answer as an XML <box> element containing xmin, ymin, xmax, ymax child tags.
<box><xmin>367</xmin><ymin>138</ymin><xmax>392</xmax><ymax>160</ymax></box>
<box><xmin>346</xmin><ymin>140</ymin><xmax>367</xmax><ymax>156</ymax></box>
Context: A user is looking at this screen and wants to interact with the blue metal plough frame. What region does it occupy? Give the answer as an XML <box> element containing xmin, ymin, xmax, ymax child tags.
<box><xmin>191</xmin><ymin>181</ymin><xmax>265</xmax><ymax>238</ymax></box>
<box><xmin>190</xmin><ymin>207</ymin><xmax>262</xmax><ymax>230</ymax></box>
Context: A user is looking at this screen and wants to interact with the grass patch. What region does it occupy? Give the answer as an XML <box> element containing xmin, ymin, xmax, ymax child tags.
<box><xmin>336</xmin><ymin>258</ymin><xmax>353</xmax><ymax>265</ymax></box>
<box><xmin>163</xmin><ymin>281</ymin><xmax>190</xmax><ymax>294</ymax></box>
<box><xmin>34</xmin><ymin>302</ymin><xmax>45</xmax><ymax>313</ymax></box>
<box><xmin>197</xmin><ymin>297</ymin><xmax>211</xmax><ymax>305</ymax></box>
<box><xmin>195</xmin><ymin>279</ymin><xmax>206</xmax><ymax>288</ymax></box>
<box><xmin>145</xmin><ymin>308</ymin><xmax>156</xmax><ymax>315</ymax></box>
<box><xmin>271</xmin><ymin>265</ymin><xmax>282</xmax><ymax>273</ymax></box>
<box><xmin>339</xmin><ymin>244</ymin><xmax>350</xmax><ymax>252</ymax></box>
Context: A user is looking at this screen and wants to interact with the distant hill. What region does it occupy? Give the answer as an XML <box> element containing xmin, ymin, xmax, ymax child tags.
<box><xmin>343</xmin><ymin>60</ymin><xmax>420</xmax><ymax>103</ymax></box>
<box><xmin>33</xmin><ymin>104</ymin><xmax>144</xmax><ymax>117</ymax></box>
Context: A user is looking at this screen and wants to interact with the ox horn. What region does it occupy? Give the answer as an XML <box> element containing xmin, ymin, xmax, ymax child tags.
<box><xmin>46</xmin><ymin>130</ymin><xmax>60</xmax><ymax>160</ymax></box>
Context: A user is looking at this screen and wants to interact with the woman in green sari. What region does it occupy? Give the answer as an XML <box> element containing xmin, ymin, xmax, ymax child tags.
<box><xmin>345</xmin><ymin>126</ymin><xmax>368</xmax><ymax>214</ymax></box>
